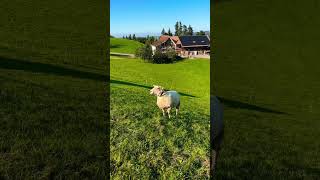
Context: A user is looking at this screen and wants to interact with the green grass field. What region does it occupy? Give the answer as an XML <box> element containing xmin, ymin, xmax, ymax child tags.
<box><xmin>110</xmin><ymin>39</ymin><xmax>210</xmax><ymax>178</ymax></box>
<box><xmin>213</xmin><ymin>0</ymin><xmax>320</xmax><ymax>179</ymax></box>
<box><xmin>110</xmin><ymin>38</ymin><xmax>143</xmax><ymax>54</ymax></box>
<box><xmin>0</xmin><ymin>0</ymin><xmax>106</xmax><ymax>178</ymax></box>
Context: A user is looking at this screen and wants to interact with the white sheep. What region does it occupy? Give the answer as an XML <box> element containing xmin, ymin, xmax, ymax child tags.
<box><xmin>150</xmin><ymin>85</ymin><xmax>180</xmax><ymax>118</ymax></box>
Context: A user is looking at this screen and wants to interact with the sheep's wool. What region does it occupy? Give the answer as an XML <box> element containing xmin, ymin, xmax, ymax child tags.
<box><xmin>157</xmin><ymin>91</ymin><xmax>180</xmax><ymax>109</ymax></box>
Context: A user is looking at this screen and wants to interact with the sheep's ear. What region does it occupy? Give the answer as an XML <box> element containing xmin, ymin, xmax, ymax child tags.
<box><xmin>153</xmin><ymin>85</ymin><xmax>156</xmax><ymax>87</ymax></box>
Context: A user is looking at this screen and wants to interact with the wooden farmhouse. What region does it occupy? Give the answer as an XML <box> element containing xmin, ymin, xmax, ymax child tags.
<box><xmin>151</xmin><ymin>35</ymin><xmax>210</xmax><ymax>57</ymax></box>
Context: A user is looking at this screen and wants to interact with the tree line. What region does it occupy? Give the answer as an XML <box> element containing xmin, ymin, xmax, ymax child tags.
<box><xmin>122</xmin><ymin>21</ymin><xmax>207</xmax><ymax>44</ymax></box>
<box><xmin>161</xmin><ymin>21</ymin><xmax>207</xmax><ymax>36</ymax></box>
<box><xmin>123</xmin><ymin>34</ymin><xmax>157</xmax><ymax>44</ymax></box>
<box><xmin>122</xmin><ymin>34</ymin><xmax>136</xmax><ymax>40</ymax></box>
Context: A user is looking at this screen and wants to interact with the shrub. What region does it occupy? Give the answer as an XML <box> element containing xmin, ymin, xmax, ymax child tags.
<box><xmin>166</xmin><ymin>49</ymin><xmax>177</xmax><ymax>61</ymax></box>
<box><xmin>136</xmin><ymin>44</ymin><xmax>179</xmax><ymax>64</ymax></box>
<box><xmin>135</xmin><ymin>43</ymin><xmax>153</xmax><ymax>62</ymax></box>
<box><xmin>152</xmin><ymin>49</ymin><xmax>176</xmax><ymax>64</ymax></box>
<box><xmin>153</xmin><ymin>50</ymin><xmax>168</xmax><ymax>64</ymax></box>
<box><xmin>135</xmin><ymin>46</ymin><xmax>142</xmax><ymax>58</ymax></box>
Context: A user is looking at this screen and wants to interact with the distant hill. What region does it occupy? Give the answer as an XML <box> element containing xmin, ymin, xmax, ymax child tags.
<box><xmin>110</xmin><ymin>38</ymin><xmax>143</xmax><ymax>54</ymax></box>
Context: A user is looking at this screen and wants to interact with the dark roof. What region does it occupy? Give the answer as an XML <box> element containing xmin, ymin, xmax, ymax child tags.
<box><xmin>179</xmin><ymin>35</ymin><xmax>210</xmax><ymax>47</ymax></box>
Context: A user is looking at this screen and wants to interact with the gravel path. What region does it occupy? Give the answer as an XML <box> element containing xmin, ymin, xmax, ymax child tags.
<box><xmin>110</xmin><ymin>52</ymin><xmax>135</xmax><ymax>58</ymax></box>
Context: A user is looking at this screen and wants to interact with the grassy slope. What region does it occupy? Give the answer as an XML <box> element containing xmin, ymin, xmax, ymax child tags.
<box><xmin>213</xmin><ymin>0</ymin><xmax>320</xmax><ymax>179</ymax></box>
<box><xmin>110</xmin><ymin>38</ymin><xmax>143</xmax><ymax>54</ymax></box>
<box><xmin>110</xmin><ymin>56</ymin><xmax>210</xmax><ymax>178</ymax></box>
<box><xmin>0</xmin><ymin>0</ymin><xmax>106</xmax><ymax>178</ymax></box>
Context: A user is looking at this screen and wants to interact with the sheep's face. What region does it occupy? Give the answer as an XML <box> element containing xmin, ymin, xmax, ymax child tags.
<box><xmin>150</xmin><ymin>85</ymin><xmax>164</xmax><ymax>96</ymax></box>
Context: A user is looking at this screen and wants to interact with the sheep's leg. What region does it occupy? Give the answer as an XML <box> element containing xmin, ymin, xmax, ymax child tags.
<box><xmin>176</xmin><ymin>102</ymin><xmax>180</xmax><ymax>116</ymax></box>
<box><xmin>162</xmin><ymin>109</ymin><xmax>166</xmax><ymax>117</ymax></box>
<box><xmin>167</xmin><ymin>108</ymin><xmax>171</xmax><ymax>119</ymax></box>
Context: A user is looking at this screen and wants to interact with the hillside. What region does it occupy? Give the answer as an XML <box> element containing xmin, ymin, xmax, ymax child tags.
<box><xmin>213</xmin><ymin>0</ymin><xmax>320</xmax><ymax>178</ymax></box>
<box><xmin>110</xmin><ymin>38</ymin><xmax>143</xmax><ymax>54</ymax></box>
<box><xmin>0</xmin><ymin>0</ymin><xmax>106</xmax><ymax>178</ymax></box>
<box><xmin>110</xmin><ymin>56</ymin><xmax>210</xmax><ymax>178</ymax></box>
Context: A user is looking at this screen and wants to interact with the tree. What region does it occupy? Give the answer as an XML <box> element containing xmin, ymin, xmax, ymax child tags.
<box><xmin>168</xmin><ymin>28</ymin><xmax>172</xmax><ymax>36</ymax></box>
<box><xmin>174</xmin><ymin>21</ymin><xmax>180</xmax><ymax>36</ymax></box>
<box><xmin>146</xmin><ymin>35</ymin><xmax>152</xmax><ymax>43</ymax></box>
<box><xmin>196</xmin><ymin>30</ymin><xmax>206</xmax><ymax>35</ymax></box>
<box><xmin>149</xmin><ymin>36</ymin><xmax>155</xmax><ymax>43</ymax></box>
<box><xmin>135</xmin><ymin>42</ymin><xmax>153</xmax><ymax>62</ymax></box>
<box><xmin>133</xmin><ymin>34</ymin><xmax>136</xmax><ymax>40</ymax></box>
<box><xmin>128</xmin><ymin>34</ymin><xmax>132</xmax><ymax>40</ymax></box>
<box><xmin>188</xmin><ymin>25</ymin><xmax>193</xmax><ymax>35</ymax></box>
<box><xmin>152</xmin><ymin>49</ymin><xmax>176</xmax><ymax>64</ymax></box>
<box><xmin>179</xmin><ymin>21</ymin><xmax>183</xmax><ymax>36</ymax></box>
<box><xmin>145</xmin><ymin>39</ymin><xmax>151</xmax><ymax>45</ymax></box>
<box><xmin>122</xmin><ymin>35</ymin><xmax>125</xmax><ymax>39</ymax></box>
<box><xmin>166</xmin><ymin>49</ymin><xmax>177</xmax><ymax>61</ymax></box>
<box><xmin>182</xmin><ymin>25</ymin><xmax>188</xmax><ymax>35</ymax></box>
<box><xmin>161</xmin><ymin>28</ymin><xmax>166</xmax><ymax>35</ymax></box>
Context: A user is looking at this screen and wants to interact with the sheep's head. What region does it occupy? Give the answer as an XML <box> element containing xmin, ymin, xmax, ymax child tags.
<box><xmin>150</xmin><ymin>85</ymin><xmax>164</xmax><ymax>96</ymax></box>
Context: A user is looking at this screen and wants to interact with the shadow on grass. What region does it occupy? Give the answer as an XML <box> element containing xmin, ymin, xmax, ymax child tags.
<box><xmin>172</xmin><ymin>56</ymin><xmax>185</xmax><ymax>63</ymax></box>
<box><xmin>0</xmin><ymin>56</ymin><xmax>107</xmax><ymax>82</ymax></box>
<box><xmin>217</xmin><ymin>96</ymin><xmax>288</xmax><ymax>115</ymax></box>
<box><xmin>111</xmin><ymin>79</ymin><xmax>196</xmax><ymax>98</ymax></box>
<box><xmin>282</xmin><ymin>162</ymin><xmax>320</xmax><ymax>177</ymax></box>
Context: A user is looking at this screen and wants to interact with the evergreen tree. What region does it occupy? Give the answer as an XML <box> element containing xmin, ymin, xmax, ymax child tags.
<box><xmin>150</xmin><ymin>36</ymin><xmax>155</xmax><ymax>43</ymax></box>
<box><xmin>188</xmin><ymin>25</ymin><xmax>193</xmax><ymax>35</ymax></box>
<box><xmin>161</xmin><ymin>28</ymin><xmax>166</xmax><ymax>35</ymax></box>
<box><xmin>122</xmin><ymin>35</ymin><xmax>125</xmax><ymax>39</ymax></box>
<box><xmin>178</xmin><ymin>21</ymin><xmax>183</xmax><ymax>36</ymax></box>
<box><xmin>182</xmin><ymin>25</ymin><xmax>188</xmax><ymax>35</ymax></box>
<box><xmin>174</xmin><ymin>21</ymin><xmax>179</xmax><ymax>36</ymax></box>
<box><xmin>133</xmin><ymin>34</ymin><xmax>136</xmax><ymax>40</ymax></box>
<box><xmin>128</xmin><ymin>34</ymin><xmax>132</xmax><ymax>40</ymax></box>
<box><xmin>168</xmin><ymin>28</ymin><xmax>172</xmax><ymax>36</ymax></box>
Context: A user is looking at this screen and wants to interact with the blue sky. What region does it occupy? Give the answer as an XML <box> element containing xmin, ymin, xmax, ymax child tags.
<box><xmin>110</xmin><ymin>0</ymin><xmax>210</xmax><ymax>37</ymax></box>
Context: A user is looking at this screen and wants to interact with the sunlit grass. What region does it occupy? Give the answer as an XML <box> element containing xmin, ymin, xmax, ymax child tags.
<box><xmin>110</xmin><ymin>56</ymin><xmax>210</xmax><ymax>178</ymax></box>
